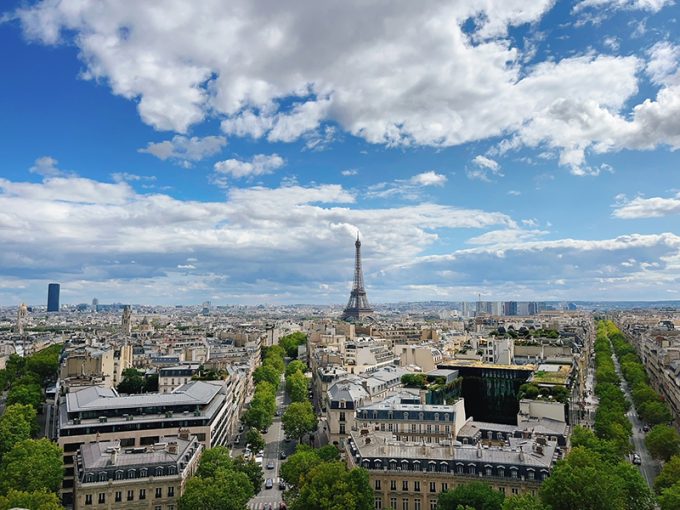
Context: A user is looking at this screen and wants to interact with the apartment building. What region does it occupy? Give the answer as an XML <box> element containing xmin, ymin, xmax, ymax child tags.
<box><xmin>158</xmin><ymin>364</ymin><xmax>201</xmax><ymax>394</ymax></box>
<box><xmin>58</xmin><ymin>380</ymin><xmax>233</xmax><ymax>505</ymax></box>
<box><xmin>73</xmin><ymin>433</ymin><xmax>201</xmax><ymax>510</ymax></box>
<box><xmin>347</xmin><ymin>431</ymin><xmax>556</xmax><ymax>510</ymax></box>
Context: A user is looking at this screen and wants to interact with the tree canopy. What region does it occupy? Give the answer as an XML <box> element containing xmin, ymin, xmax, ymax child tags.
<box><xmin>290</xmin><ymin>461</ymin><xmax>373</xmax><ymax>510</ymax></box>
<box><xmin>0</xmin><ymin>438</ymin><xmax>63</xmax><ymax>494</ymax></box>
<box><xmin>0</xmin><ymin>489</ymin><xmax>62</xmax><ymax>510</ymax></box>
<box><xmin>655</xmin><ymin>455</ymin><xmax>680</xmax><ymax>494</ymax></box>
<box><xmin>282</xmin><ymin>401</ymin><xmax>318</xmax><ymax>442</ymax></box>
<box><xmin>178</xmin><ymin>468</ymin><xmax>253</xmax><ymax>510</ymax></box>
<box><xmin>0</xmin><ymin>404</ymin><xmax>36</xmax><ymax>460</ymax></box>
<box><xmin>279</xmin><ymin>332</ymin><xmax>307</xmax><ymax>358</ymax></box>
<box><xmin>437</xmin><ymin>482</ymin><xmax>504</xmax><ymax>510</ymax></box>
<box><xmin>502</xmin><ymin>494</ymin><xmax>547</xmax><ymax>510</ymax></box>
<box><xmin>646</xmin><ymin>424</ymin><xmax>680</xmax><ymax>462</ymax></box>
<box><xmin>286</xmin><ymin>370</ymin><xmax>308</xmax><ymax>403</ymax></box>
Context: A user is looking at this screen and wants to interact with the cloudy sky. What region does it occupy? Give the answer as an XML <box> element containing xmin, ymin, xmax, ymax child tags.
<box><xmin>0</xmin><ymin>0</ymin><xmax>679</xmax><ymax>306</ymax></box>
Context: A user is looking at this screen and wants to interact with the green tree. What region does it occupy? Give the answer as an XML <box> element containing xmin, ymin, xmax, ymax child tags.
<box><xmin>25</xmin><ymin>345</ymin><xmax>61</xmax><ymax>385</ymax></box>
<box><xmin>437</xmin><ymin>482</ymin><xmax>504</xmax><ymax>510</ymax></box>
<box><xmin>280</xmin><ymin>446</ymin><xmax>322</xmax><ymax>488</ymax></box>
<box><xmin>178</xmin><ymin>468</ymin><xmax>253</xmax><ymax>510</ymax></box>
<box><xmin>232</xmin><ymin>456</ymin><xmax>264</xmax><ymax>494</ymax></box>
<box><xmin>0</xmin><ymin>404</ymin><xmax>36</xmax><ymax>459</ymax></box>
<box><xmin>0</xmin><ymin>489</ymin><xmax>63</xmax><ymax>510</ymax></box>
<box><xmin>638</xmin><ymin>400</ymin><xmax>672</xmax><ymax>425</ymax></box>
<box><xmin>655</xmin><ymin>455</ymin><xmax>680</xmax><ymax>494</ymax></box>
<box><xmin>279</xmin><ymin>332</ymin><xmax>307</xmax><ymax>358</ymax></box>
<box><xmin>401</xmin><ymin>373</ymin><xmax>428</xmax><ymax>388</ymax></box>
<box><xmin>291</xmin><ymin>462</ymin><xmax>373</xmax><ymax>510</ymax></box>
<box><xmin>254</xmin><ymin>365</ymin><xmax>281</xmax><ymax>387</ymax></box>
<box><xmin>286</xmin><ymin>370</ymin><xmax>309</xmax><ymax>403</ymax></box>
<box><xmin>286</xmin><ymin>360</ymin><xmax>307</xmax><ymax>378</ymax></box>
<box><xmin>116</xmin><ymin>368</ymin><xmax>146</xmax><ymax>394</ymax></box>
<box><xmin>282</xmin><ymin>401</ymin><xmax>318</xmax><ymax>442</ymax></box>
<box><xmin>569</xmin><ymin>426</ymin><xmax>621</xmax><ymax>465</ymax></box>
<box><xmin>646</xmin><ymin>425</ymin><xmax>680</xmax><ymax>462</ymax></box>
<box><xmin>6</xmin><ymin>383</ymin><xmax>42</xmax><ymax>410</ymax></box>
<box><xmin>502</xmin><ymin>494</ymin><xmax>547</xmax><ymax>510</ymax></box>
<box><xmin>611</xmin><ymin>462</ymin><xmax>655</xmax><ymax>510</ymax></box>
<box><xmin>4</xmin><ymin>354</ymin><xmax>26</xmax><ymax>386</ymax></box>
<box><xmin>540</xmin><ymin>447</ymin><xmax>624</xmax><ymax>510</ymax></box>
<box><xmin>245</xmin><ymin>428</ymin><xmax>265</xmax><ymax>452</ymax></box>
<box><xmin>0</xmin><ymin>438</ymin><xmax>63</xmax><ymax>494</ymax></box>
<box><xmin>196</xmin><ymin>446</ymin><xmax>234</xmax><ymax>479</ymax></box>
<box><xmin>317</xmin><ymin>444</ymin><xmax>341</xmax><ymax>462</ymax></box>
<box><xmin>659</xmin><ymin>483</ymin><xmax>680</xmax><ymax>510</ymax></box>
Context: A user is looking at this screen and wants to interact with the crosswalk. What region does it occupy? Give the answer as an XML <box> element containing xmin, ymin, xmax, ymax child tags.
<box><xmin>248</xmin><ymin>502</ymin><xmax>283</xmax><ymax>510</ymax></box>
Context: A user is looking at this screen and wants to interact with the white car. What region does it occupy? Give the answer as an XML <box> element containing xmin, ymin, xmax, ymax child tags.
<box><xmin>255</xmin><ymin>454</ymin><xmax>264</xmax><ymax>465</ymax></box>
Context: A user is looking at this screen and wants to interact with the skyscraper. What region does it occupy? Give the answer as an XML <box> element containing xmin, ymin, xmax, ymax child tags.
<box><xmin>342</xmin><ymin>233</ymin><xmax>373</xmax><ymax>321</ymax></box>
<box><xmin>47</xmin><ymin>283</ymin><xmax>60</xmax><ymax>312</ymax></box>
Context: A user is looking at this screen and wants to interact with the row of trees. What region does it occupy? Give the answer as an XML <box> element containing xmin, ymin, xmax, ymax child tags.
<box><xmin>600</xmin><ymin>321</ymin><xmax>680</xmax><ymax>509</ymax></box>
<box><xmin>605</xmin><ymin>321</ymin><xmax>673</xmax><ymax>426</ymax></box>
<box><xmin>243</xmin><ymin>345</ymin><xmax>286</xmax><ymax>432</ymax></box>
<box><xmin>591</xmin><ymin>322</ymin><xmax>633</xmax><ymax>455</ymax></box>
<box><xmin>178</xmin><ymin>446</ymin><xmax>263</xmax><ymax>510</ymax></box>
<box><xmin>282</xmin><ymin>357</ymin><xmax>317</xmax><ymax>443</ymax></box>
<box><xmin>0</xmin><ymin>345</ymin><xmax>64</xmax><ymax>509</ymax></box>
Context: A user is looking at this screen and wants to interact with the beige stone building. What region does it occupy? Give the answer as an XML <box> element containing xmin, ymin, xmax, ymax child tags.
<box><xmin>74</xmin><ymin>433</ymin><xmax>201</xmax><ymax>510</ymax></box>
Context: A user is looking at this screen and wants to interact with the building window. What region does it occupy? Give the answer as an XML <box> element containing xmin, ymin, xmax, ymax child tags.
<box><xmin>402</xmin><ymin>498</ymin><xmax>409</xmax><ymax>510</ymax></box>
<box><xmin>429</xmin><ymin>482</ymin><xmax>436</xmax><ymax>493</ymax></box>
<box><xmin>434</xmin><ymin>413</ymin><xmax>439</xmax><ymax>421</ymax></box>
<box><xmin>340</xmin><ymin>412</ymin><xmax>346</xmax><ymax>422</ymax></box>
<box><xmin>390</xmin><ymin>497</ymin><xmax>397</xmax><ymax>509</ymax></box>
<box><xmin>156</xmin><ymin>466</ymin><xmax>164</xmax><ymax>476</ymax></box>
<box><xmin>340</xmin><ymin>423</ymin><xmax>346</xmax><ymax>434</ymax></box>
<box><xmin>85</xmin><ymin>495</ymin><xmax>92</xmax><ymax>505</ymax></box>
<box><xmin>168</xmin><ymin>486</ymin><xmax>175</xmax><ymax>497</ymax></box>
<box><xmin>115</xmin><ymin>491</ymin><xmax>122</xmax><ymax>502</ymax></box>
<box><xmin>402</xmin><ymin>480</ymin><xmax>408</xmax><ymax>491</ymax></box>
<box><xmin>511</xmin><ymin>470</ymin><xmax>518</xmax><ymax>479</ymax></box>
<box><xmin>414</xmin><ymin>498</ymin><xmax>421</xmax><ymax>510</ymax></box>
<box><xmin>498</xmin><ymin>468</ymin><xmax>505</xmax><ymax>477</ymax></box>
<box><xmin>457</xmin><ymin>465</ymin><xmax>464</xmax><ymax>474</ymax></box>
<box><xmin>430</xmin><ymin>500</ymin><xmax>437</xmax><ymax>510</ymax></box>
<box><xmin>115</xmin><ymin>470</ymin><xmax>124</xmax><ymax>480</ymax></box>
<box><xmin>468</xmin><ymin>466</ymin><xmax>475</xmax><ymax>475</ymax></box>
<box><xmin>512</xmin><ymin>488</ymin><xmax>519</xmax><ymax>495</ymax></box>
<box><xmin>98</xmin><ymin>493</ymin><xmax>105</xmax><ymax>504</ymax></box>
<box><xmin>414</xmin><ymin>481</ymin><xmax>420</xmax><ymax>492</ymax></box>
<box><xmin>486</xmin><ymin>467</ymin><xmax>492</xmax><ymax>476</ymax></box>
<box><xmin>127</xmin><ymin>490</ymin><xmax>134</xmax><ymax>501</ymax></box>
<box><xmin>140</xmin><ymin>489</ymin><xmax>146</xmax><ymax>500</ymax></box>
<box><xmin>375</xmin><ymin>497</ymin><xmax>383</xmax><ymax>509</ymax></box>
<box><xmin>128</xmin><ymin>469</ymin><xmax>136</xmax><ymax>479</ymax></box>
<box><xmin>375</xmin><ymin>480</ymin><xmax>381</xmax><ymax>490</ymax></box>
<box><xmin>404</xmin><ymin>412</ymin><xmax>409</xmax><ymax>420</ymax></box>
<box><xmin>528</xmin><ymin>470</ymin><xmax>535</xmax><ymax>480</ymax></box>
<box><xmin>155</xmin><ymin>488</ymin><xmax>163</xmax><ymax>498</ymax></box>
<box><xmin>155</xmin><ymin>506</ymin><xmax>162</xmax><ymax>510</ymax></box>
<box><xmin>391</xmin><ymin>480</ymin><xmax>397</xmax><ymax>491</ymax></box>
<box><xmin>140</xmin><ymin>468</ymin><xmax>148</xmax><ymax>478</ymax></box>
<box><xmin>441</xmin><ymin>483</ymin><xmax>448</xmax><ymax>492</ymax></box>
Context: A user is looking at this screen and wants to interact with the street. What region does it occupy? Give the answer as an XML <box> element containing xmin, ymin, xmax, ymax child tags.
<box><xmin>611</xmin><ymin>352</ymin><xmax>661</xmax><ymax>487</ymax></box>
<box><xmin>245</xmin><ymin>376</ymin><xmax>296</xmax><ymax>510</ymax></box>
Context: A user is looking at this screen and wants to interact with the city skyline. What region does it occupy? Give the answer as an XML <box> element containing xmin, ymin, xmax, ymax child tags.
<box><xmin>1</xmin><ymin>1</ymin><xmax>680</xmax><ymax>305</ymax></box>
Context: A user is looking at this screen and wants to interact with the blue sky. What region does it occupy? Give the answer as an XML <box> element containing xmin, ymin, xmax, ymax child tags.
<box><xmin>0</xmin><ymin>0</ymin><xmax>679</xmax><ymax>306</ymax></box>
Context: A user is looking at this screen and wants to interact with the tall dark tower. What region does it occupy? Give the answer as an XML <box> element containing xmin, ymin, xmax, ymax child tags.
<box><xmin>47</xmin><ymin>283</ymin><xmax>60</xmax><ymax>312</ymax></box>
<box><xmin>342</xmin><ymin>233</ymin><xmax>373</xmax><ymax>321</ymax></box>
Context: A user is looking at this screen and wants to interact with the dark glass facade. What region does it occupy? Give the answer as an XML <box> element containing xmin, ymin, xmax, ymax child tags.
<box><xmin>47</xmin><ymin>282</ymin><xmax>60</xmax><ymax>312</ymax></box>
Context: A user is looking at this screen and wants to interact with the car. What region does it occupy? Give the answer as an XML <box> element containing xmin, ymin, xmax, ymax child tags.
<box><xmin>633</xmin><ymin>453</ymin><xmax>642</xmax><ymax>465</ymax></box>
<box><xmin>279</xmin><ymin>479</ymin><xmax>286</xmax><ymax>490</ymax></box>
<box><xmin>261</xmin><ymin>427</ymin><xmax>269</xmax><ymax>434</ymax></box>
<box><xmin>280</xmin><ymin>451</ymin><xmax>287</xmax><ymax>460</ymax></box>
<box><xmin>275</xmin><ymin>409</ymin><xmax>281</xmax><ymax>416</ymax></box>
<box><xmin>266</xmin><ymin>461</ymin><xmax>275</xmax><ymax>470</ymax></box>
<box><xmin>643</xmin><ymin>425</ymin><xmax>650</xmax><ymax>432</ymax></box>
<box><xmin>265</xmin><ymin>478</ymin><xmax>273</xmax><ymax>489</ymax></box>
<box><xmin>238</xmin><ymin>424</ymin><xmax>244</xmax><ymax>432</ymax></box>
<box><xmin>255</xmin><ymin>455</ymin><xmax>264</xmax><ymax>465</ymax></box>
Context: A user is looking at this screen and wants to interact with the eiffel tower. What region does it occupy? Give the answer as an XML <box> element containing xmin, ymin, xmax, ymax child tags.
<box><xmin>342</xmin><ymin>233</ymin><xmax>374</xmax><ymax>321</ymax></box>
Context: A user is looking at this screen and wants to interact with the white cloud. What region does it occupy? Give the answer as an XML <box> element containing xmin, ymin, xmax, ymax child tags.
<box><xmin>612</xmin><ymin>192</ymin><xmax>680</xmax><ymax>218</ymax></box>
<box><xmin>466</xmin><ymin>228</ymin><xmax>548</xmax><ymax>245</ymax></box>
<box><xmin>574</xmin><ymin>0</ymin><xmax>672</xmax><ymax>13</ymax></box>
<box><xmin>214</xmin><ymin>154</ymin><xmax>285</xmax><ymax>179</ymax></box>
<box><xmin>29</xmin><ymin>156</ymin><xmax>65</xmax><ymax>177</ymax></box>
<box><xmin>409</xmin><ymin>171</ymin><xmax>447</xmax><ymax>186</ymax></box>
<box><xmin>139</xmin><ymin>135</ymin><xmax>227</xmax><ymax>167</ymax></box>
<box><xmin>111</xmin><ymin>172</ymin><xmax>157</xmax><ymax>183</ymax></box>
<box><xmin>341</xmin><ymin>169</ymin><xmax>358</xmax><ymax>176</ymax></box>
<box><xmin>646</xmin><ymin>42</ymin><xmax>680</xmax><ymax>86</ymax></box>
<box><xmin>19</xmin><ymin>0</ymin><xmax>677</xmax><ymax>172</ymax></box>
<box><xmin>467</xmin><ymin>155</ymin><xmax>503</xmax><ymax>181</ymax></box>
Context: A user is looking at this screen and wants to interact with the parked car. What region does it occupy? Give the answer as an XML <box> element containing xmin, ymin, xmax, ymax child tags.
<box><xmin>280</xmin><ymin>451</ymin><xmax>287</xmax><ymax>460</ymax></box>
<box><xmin>633</xmin><ymin>453</ymin><xmax>642</xmax><ymax>465</ymax></box>
<box><xmin>255</xmin><ymin>455</ymin><xmax>264</xmax><ymax>465</ymax></box>
<box><xmin>265</xmin><ymin>478</ymin><xmax>273</xmax><ymax>489</ymax></box>
<box><xmin>266</xmin><ymin>461</ymin><xmax>275</xmax><ymax>470</ymax></box>
<box><xmin>643</xmin><ymin>425</ymin><xmax>650</xmax><ymax>432</ymax></box>
<box><xmin>279</xmin><ymin>479</ymin><xmax>286</xmax><ymax>490</ymax></box>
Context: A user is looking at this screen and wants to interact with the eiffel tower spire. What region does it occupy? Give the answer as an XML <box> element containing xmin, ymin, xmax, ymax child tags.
<box><xmin>342</xmin><ymin>232</ymin><xmax>373</xmax><ymax>321</ymax></box>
